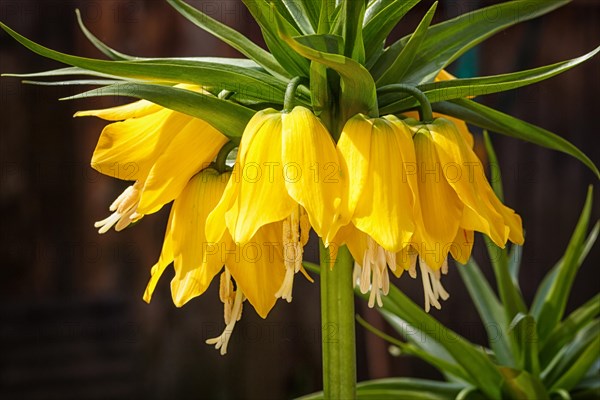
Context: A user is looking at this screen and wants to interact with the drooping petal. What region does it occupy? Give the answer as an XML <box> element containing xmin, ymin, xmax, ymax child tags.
<box><xmin>403</xmin><ymin>111</ymin><xmax>474</xmax><ymax>149</ymax></box>
<box><xmin>91</xmin><ymin>109</ymin><xmax>192</xmax><ymax>180</ymax></box>
<box><xmin>336</xmin><ymin>114</ymin><xmax>372</xmax><ymax>228</ymax></box>
<box><xmin>169</xmin><ymin>169</ymin><xmax>231</xmax><ymax>307</ymax></box>
<box><xmin>225</xmin><ymin>112</ymin><xmax>296</xmax><ymax>243</ymax></box>
<box><xmin>136</xmin><ymin>119</ymin><xmax>228</xmax><ymax>215</ymax></box>
<box><xmin>226</xmin><ymin>222</ymin><xmax>286</xmax><ymax>318</ymax></box>
<box><xmin>412</xmin><ymin>127</ymin><xmax>463</xmax><ymax>269</ymax></box>
<box><xmin>143</xmin><ymin>208</ymin><xmax>175</xmax><ymax>303</ymax></box>
<box><xmin>282</xmin><ymin>106</ymin><xmax>343</xmax><ymax>242</ymax></box>
<box><xmin>352</xmin><ymin>117</ymin><xmax>415</xmax><ymax>252</ymax></box>
<box><xmin>449</xmin><ymin>228</ymin><xmax>474</xmax><ymax>264</ymax></box>
<box><xmin>430</xmin><ymin>118</ymin><xmax>506</xmax><ymax>245</ymax></box>
<box><xmin>75</xmin><ymin>99</ymin><xmax>162</xmax><ymax>121</ymax></box>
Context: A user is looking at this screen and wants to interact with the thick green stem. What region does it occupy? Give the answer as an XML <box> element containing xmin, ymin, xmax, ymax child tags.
<box><xmin>319</xmin><ymin>241</ymin><xmax>356</xmax><ymax>399</ymax></box>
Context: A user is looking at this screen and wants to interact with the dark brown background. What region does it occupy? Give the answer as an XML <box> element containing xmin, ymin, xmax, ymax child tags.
<box><xmin>1</xmin><ymin>1</ymin><xmax>598</xmax><ymax>399</ymax></box>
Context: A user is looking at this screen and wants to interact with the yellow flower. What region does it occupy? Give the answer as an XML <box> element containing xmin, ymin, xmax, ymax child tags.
<box><xmin>401</xmin><ymin>117</ymin><xmax>524</xmax><ymax>309</ymax></box>
<box><xmin>144</xmin><ymin>168</ymin><xmax>287</xmax><ymax>355</ymax></box>
<box><xmin>206</xmin><ymin>106</ymin><xmax>340</xmax><ymax>302</ymax></box>
<box><xmin>333</xmin><ymin>113</ymin><xmax>419</xmax><ymax>307</ymax></box>
<box><xmin>75</xmin><ymin>85</ymin><xmax>228</xmax><ymax>233</ymax></box>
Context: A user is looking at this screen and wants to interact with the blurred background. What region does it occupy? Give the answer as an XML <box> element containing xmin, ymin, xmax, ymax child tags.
<box><xmin>0</xmin><ymin>0</ymin><xmax>598</xmax><ymax>399</ymax></box>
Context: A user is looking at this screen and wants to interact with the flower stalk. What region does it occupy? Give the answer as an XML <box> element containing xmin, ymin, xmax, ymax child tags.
<box><xmin>319</xmin><ymin>241</ymin><xmax>356</xmax><ymax>399</ymax></box>
<box><xmin>377</xmin><ymin>84</ymin><xmax>434</xmax><ymax>123</ymax></box>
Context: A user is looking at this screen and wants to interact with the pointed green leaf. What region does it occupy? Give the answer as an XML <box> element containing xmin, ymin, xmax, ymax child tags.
<box><xmin>457</xmin><ymin>259</ymin><xmax>515</xmax><ymax>366</ymax></box>
<box><xmin>380</xmin><ymin>46</ymin><xmax>600</xmax><ymax>110</ymax></box>
<box><xmin>509</xmin><ymin>314</ymin><xmax>540</xmax><ymax>375</ymax></box>
<box><xmin>508</xmin><ymin>244</ymin><xmax>523</xmax><ymax>288</ymax></box>
<box><xmin>65</xmin><ymin>82</ymin><xmax>253</xmax><ymax>139</ymax></box>
<box><xmin>166</xmin><ymin>0</ymin><xmax>287</xmax><ymax>78</ymax></box>
<box><xmin>375</xmin><ymin>2</ymin><xmax>437</xmax><ymax>87</ymax></box>
<box><xmin>242</xmin><ymin>1</ymin><xmax>310</xmax><ymax>78</ymax></box>
<box><xmin>432</xmin><ymin>100</ymin><xmax>600</xmax><ymax>179</ymax></box>
<box><xmin>357</xmin><ymin>313</ymin><xmax>470</xmax><ymax>381</ymax></box>
<box><xmin>340</xmin><ymin>0</ymin><xmax>366</xmax><ymax>63</ymax></box>
<box><xmin>363</xmin><ymin>0</ymin><xmax>421</xmax><ymax>64</ymax></box>
<box><xmin>0</xmin><ymin>22</ymin><xmax>288</xmax><ymax>103</ymax></box>
<box><xmin>534</xmin><ymin>187</ymin><xmax>594</xmax><ymax>340</ymax></box>
<box><xmin>377</xmin><ymin>285</ymin><xmax>504</xmax><ymax>399</ymax></box>
<box><xmin>483</xmin><ymin>131</ymin><xmax>505</xmax><ymax>201</ymax></box>
<box><xmin>499</xmin><ymin>367</ymin><xmax>550</xmax><ymax>400</ymax></box>
<box><xmin>542</xmin><ymin>320</ymin><xmax>600</xmax><ymax>391</ymax></box>
<box><xmin>75</xmin><ymin>9</ymin><xmax>135</xmax><ymax>61</ymax></box>
<box><xmin>281</xmin><ymin>0</ymin><xmax>318</xmax><ymax>34</ymax></box>
<box><xmin>371</xmin><ymin>0</ymin><xmax>571</xmax><ymax>84</ymax></box>
<box><xmin>540</xmin><ymin>292</ymin><xmax>600</xmax><ymax>367</ymax></box>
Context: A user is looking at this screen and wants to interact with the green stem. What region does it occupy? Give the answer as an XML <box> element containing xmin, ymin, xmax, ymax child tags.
<box><xmin>283</xmin><ymin>76</ymin><xmax>308</xmax><ymax>112</ymax></box>
<box><xmin>319</xmin><ymin>240</ymin><xmax>356</xmax><ymax>399</ymax></box>
<box><xmin>377</xmin><ymin>84</ymin><xmax>434</xmax><ymax>122</ymax></box>
<box><xmin>214</xmin><ymin>141</ymin><xmax>237</xmax><ymax>173</ymax></box>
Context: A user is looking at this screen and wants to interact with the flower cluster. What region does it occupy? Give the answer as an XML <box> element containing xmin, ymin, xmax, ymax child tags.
<box><xmin>80</xmin><ymin>75</ymin><xmax>523</xmax><ymax>354</ymax></box>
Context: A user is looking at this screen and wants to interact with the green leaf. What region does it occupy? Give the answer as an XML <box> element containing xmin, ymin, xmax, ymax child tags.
<box><xmin>0</xmin><ymin>22</ymin><xmax>288</xmax><ymax>103</ymax></box>
<box><xmin>483</xmin><ymin>130</ymin><xmax>505</xmax><ymax>200</ymax></box>
<box><xmin>75</xmin><ymin>9</ymin><xmax>134</xmax><ymax>61</ymax></box>
<box><xmin>377</xmin><ymin>285</ymin><xmax>505</xmax><ymax>399</ymax></box>
<box><xmin>281</xmin><ymin>0</ymin><xmax>318</xmax><ymax>34</ymax></box>
<box><xmin>379</xmin><ymin>46</ymin><xmax>600</xmax><ymax>110</ymax></box>
<box><xmin>484</xmin><ymin>236</ymin><xmax>528</xmax><ymax>322</ymax></box>
<box><xmin>375</xmin><ymin>2</ymin><xmax>437</xmax><ymax>87</ymax></box>
<box><xmin>509</xmin><ymin>314</ymin><xmax>540</xmax><ymax>375</ymax></box>
<box><xmin>457</xmin><ymin>258</ymin><xmax>515</xmax><ymax>366</ymax></box>
<box><xmin>299</xmin><ymin>378</ymin><xmax>464</xmax><ymax>400</ymax></box>
<box><xmin>165</xmin><ymin>0</ymin><xmax>287</xmax><ymax>78</ymax></box>
<box><xmin>540</xmin><ymin>292</ymin><xmax>600</xmax><ymax>367</ymax></box>
<box><xmin>508</xmin><ymin>244</ymin><xmax>523</xmax><ymax>288</ymax></box>
<box><xmin>340</xmin><ymin>0</ymin><xmax>366</xmax><ymax>63</ymax></box>
<box><xmin>357</xmin><ymin>313</ymin><xmax>470</xmax><ymax>381</ymax></box>
<box><xmin>242</xmin><ymin>1</ymin><xmax>310</xmax><ymax>78</ymax></box>
<box><xmin>362</xmin><ymin>0</ymin><xmax>421</xmax><ymax>64</ymax></box>
<box><xmin>432</xmin><ymin>99</ymin><xmax>600</xmax><ymax>179</ymax></box>
<box><xmin>500</xmin><ymin>367</ymin><xmax>550</xmax><ymax>400</ymax></box>
<box><xmin>542</xmin><ymin>320</ymin><xmax>600</xmax><ymax>391</ymax></box>
<box><xmin>534</xmin><ymin>187</ymin><xmax>594</xmax><ymax>340</ymax></box>
<box><xmin>371</xmin><ymin>0</ymin><xmax>571</xmax><ymax>84</ymax></box>
<box><xmin>65</xmin><ymin>82</ymin><xmax>253</xmax><ymax>139</ymax></box>
<box><xmin>275</xmin><ymin>15</ymin><xmax>378</xmax><ymax>124</ymax></box>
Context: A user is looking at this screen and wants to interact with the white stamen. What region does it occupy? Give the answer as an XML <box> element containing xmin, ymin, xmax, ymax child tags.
<box><xmin>418</xmin><ymin>258</ymin><xmax>450</xmax><ymax>313</ymax></box>
<box><xmin>95</xmin><ymin>182</ymin><xmax>142</xmax><ymax>234</ymax></box>
<box><xmin>357</xmin><ymin>236</ymin><xmax>396</xmax><ymax>308</ymax></box>
<box><xmin>275</xmin><ymin>207</ymin><xmax>304</xmax><ymax>302</ymax></box>
<box><xmin>206</xmin><ymin>288</ymin><xmax>244</xmax><ymax>355</ymax></box>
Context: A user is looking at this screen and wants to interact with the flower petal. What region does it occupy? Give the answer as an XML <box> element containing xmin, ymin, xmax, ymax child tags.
<box><xmin>136</xmin><ymin>119</ymin><xmax>228</xmax><ymax>215</ymax></box>
<box><xmin>169</xmin><ymin>169</ymin><xmax>230</xmax><ymax>307</ymax></box>
<box><xmin>91</xmin><ymin>109</ymin><xmax>192</xmax><ymax>180</ymax></box>
<box><xmin>75</xmin><ymin>99</ymin><xmax>162</xmax><ymax>121</ymax></box>
<box><xmin>352</xmin><ymin>117</ymin><xmax>415</xmax><ymax>252</ymax></box>
<box><xmin>336</xmin><ymin>114</ymin><xmax>372</xmax><ymax>227</ymax></box>
<box><xmin>412</xmin><ymin>127</ymin><xmax>463</xmax><ymax>269</ymax></box>
<box><xmin>282</xmin><ymin>106</ymin><xmax>343</xmax><ymax>241</ymax></box>
<box><xmin>430</xmin><ymin>118</ymin><xmax>506</xmax><ymax>245</ymax></box>
<box><xmin>226</xmin><ymin>222</ymin><xmax>286</xmax><ymax>318</ymax></box>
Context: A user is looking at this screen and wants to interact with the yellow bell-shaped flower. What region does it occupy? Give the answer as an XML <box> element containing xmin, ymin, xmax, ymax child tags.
<box><xmin>206</xmin><ymin>106</ymin><xmax>340</xmax><ymax>302</ymax></box>
<box><xmin>407</xmin><ymin>117</ymin><xmax>524</xmax><ymax>271</ymax></box>
<box><xmin>143</xmin><ymin>168</ymin><xmax>287</xmax><ymax>355</ymax></box>
<box><xmin>333</xmin><ymin>113</ymin><xmax>419</xmax><ymax>307</ymax></box>
<box><xmin>75</xmin><ymin>85</ymin><xmax>228</xmax><ymax>233</ymax></box>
